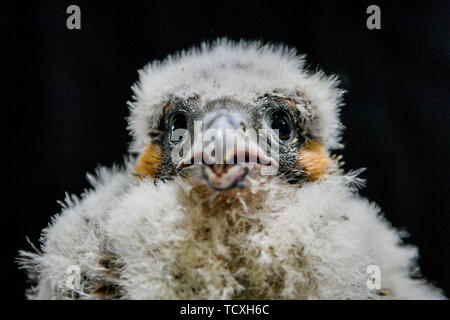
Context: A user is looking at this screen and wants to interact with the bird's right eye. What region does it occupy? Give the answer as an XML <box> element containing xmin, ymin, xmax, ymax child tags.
<box><xmin>169</xmin><ymin>112</ymin><xmax>187</xmax><ymax>144</ymax></box>
<box><xmin>268</xmin><ymin>110</ymin><xmax>292</xmax><ymax>141</ymax></box>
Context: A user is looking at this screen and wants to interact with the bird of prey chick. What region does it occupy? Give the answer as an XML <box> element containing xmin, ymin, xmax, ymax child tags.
<box><xmin>19</xmin><ymin>39</ymin><xmax>444</xmax><ymax>299</ymax></box>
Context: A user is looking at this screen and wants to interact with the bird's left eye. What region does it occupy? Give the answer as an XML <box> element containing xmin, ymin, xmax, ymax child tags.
<box><xmin>269</xmin><ymin>110</ymin><xmax>292</xmax><ymax>141</ymax></box>
<box><xmin>169</xmin><ymin>112</ymin><xmax>187</xmax><ymax>144</ymax></box>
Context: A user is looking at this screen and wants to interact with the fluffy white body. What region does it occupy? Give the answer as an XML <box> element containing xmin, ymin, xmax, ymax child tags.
<box><xmin>20</xmin><ymin>165</ymin><xmax>443</xmax><ymax>299</ymax></box>
<box><xmin>19</xmin><ymin>40</ymin><xmax>444</xmax><ymax>299</ymax></box>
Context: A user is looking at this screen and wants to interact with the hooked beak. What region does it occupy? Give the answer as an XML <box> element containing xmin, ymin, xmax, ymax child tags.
<box><xmin>176</xmin><ymin>109</ymin><xmax>278</xmax><ymax>190</ymax></box>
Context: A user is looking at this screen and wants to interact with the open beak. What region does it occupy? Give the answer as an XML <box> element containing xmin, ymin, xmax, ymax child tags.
<box><xmin>176</xmin><ymin>109</ymin><xmax>278</xmax><ymax>190</ymax></box>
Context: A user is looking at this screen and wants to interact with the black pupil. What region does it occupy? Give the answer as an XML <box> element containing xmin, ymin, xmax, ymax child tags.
<box><xmin>271</xmin><ymin>111</ymin><xmax>291</xmax><ymax>140</ymax></box>
<box><xmin>170</xmin><ymin>113</ymin><xmax>187</xmax><ymax>143</ymax></box>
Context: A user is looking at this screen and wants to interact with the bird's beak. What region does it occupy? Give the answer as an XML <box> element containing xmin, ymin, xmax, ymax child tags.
<box><xmin>177</xmin><ymin>109</ymin><xmax>278</xmax><ymax>190</ymax></box>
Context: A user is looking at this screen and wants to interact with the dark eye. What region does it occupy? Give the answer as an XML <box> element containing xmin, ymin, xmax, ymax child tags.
<box><xmin>269</xmin><ymin>110</ymin><xmax>292</xmax><ymax>141</ymax></box>
<box><xmin>169</xmin><ymin>112</ymin><xmax>187</xmax><ymax>143</ymax></box>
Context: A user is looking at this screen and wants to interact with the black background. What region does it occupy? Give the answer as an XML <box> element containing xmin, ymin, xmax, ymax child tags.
<box><xmin>4</xmin><ymin>1</ymin><xmax>449</xmax><ymax>299</ymax></box>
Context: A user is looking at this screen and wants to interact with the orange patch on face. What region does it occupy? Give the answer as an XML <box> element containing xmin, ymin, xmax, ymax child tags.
<box><xmin>298</xmin><ymin>140</ymin><xmax>333</xmax><ymax>181</ymax></box>
<box><xmin>135</xmin><ymin>143</ymin><xmax>163</xmax><ymax>178</ymax></box>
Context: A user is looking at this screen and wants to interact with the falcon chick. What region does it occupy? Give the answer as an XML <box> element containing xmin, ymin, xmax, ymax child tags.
<box><xmin>19</xmin><ymin>40</ymin><xmax>444</xmax><ymax>299</ymax></box>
